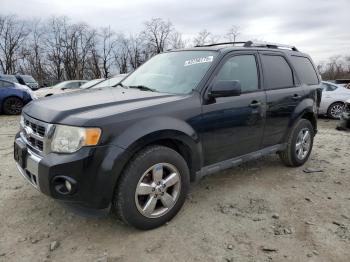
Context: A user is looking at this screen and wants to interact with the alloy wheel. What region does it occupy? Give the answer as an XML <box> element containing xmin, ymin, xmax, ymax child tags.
<box><xmin>295</xmin><ymin>128</ymin><xmax>311</xmax><ymax>160</ymax></box>
<box><xmin>330</xmin><ymin>104</ymin><xmax>344</xmax><ymax>119</ymax></box>
<box><xmin>6</xmin><ymin>98</ymin><xmax>23</xmax><ymax>115</ymax></box>
<box><xmin>135</xmin><ymin>163</ymin><xmax>181</xmax><ymax>218</ymax></box>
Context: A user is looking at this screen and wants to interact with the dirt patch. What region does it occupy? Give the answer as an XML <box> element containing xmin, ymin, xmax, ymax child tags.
<box><xmin>1</xmin><ymin>116</ymin><xmax>350</xmax><ymax>262</ymax></box>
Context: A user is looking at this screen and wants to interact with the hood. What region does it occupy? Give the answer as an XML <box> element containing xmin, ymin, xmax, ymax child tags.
<box><xmin>23</xmin><ymin>87</ymin><xmax>185</xmax><ymax>125</ymax></box>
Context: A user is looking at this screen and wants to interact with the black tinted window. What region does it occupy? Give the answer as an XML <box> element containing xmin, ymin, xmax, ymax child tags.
<box><xmin>291</xmin><ymin>56</ymin><xmax>319</xmax><ymax>85</ymax></box>
<box><xmin>261</xmin><ymin>55</ymin><xmax>294</xmax><ymax>89</ymax></box>
<box><xmin>216</xmin><ymin>55</ymin><xmax>259</xmax><ymax>92</ymax></box>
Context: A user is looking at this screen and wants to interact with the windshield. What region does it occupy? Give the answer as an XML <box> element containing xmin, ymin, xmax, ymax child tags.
<box><xmin>1</xmin><ymin>75</ymin><xmax>19</xmax><ymax>83</ymax></box>
<box><xmin>122</xmin><ymin>51</ymin><xmax>217</xmax><ymax>94</ymax></box>
<box><xmin>51</xmin><ymin>81</ymin><xmax>70</xmax><ymax>89</ymax></box>
<box><xmin>92</xmin><ymin>75</ymin><xmax>127</xmax><ymax>88</ymax></box>
<box><xmin>80</xmin><ymin>79</ymin><xmax>105</xmax><ymax>89</ymax></box>
<box><xmin>20</xmin><ymin>75</ymin><xmax>36</xmax><ymax>83</ymax></box>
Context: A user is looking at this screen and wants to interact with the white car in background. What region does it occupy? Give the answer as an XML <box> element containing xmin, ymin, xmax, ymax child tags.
<box><xmin>35</xmin><ymin>80</ymin><xmax>87</xmax><ymax>98</ymax></box>
<box><xmin>319</xmin><ymin>81</ymin><xmax>350</xmax><ymax>119</ymax></box>
<box><xmin>79</xmin><ymin>78</ymin><xmax>105</xmax><ymax>89</ymax></box>
<box><xmin>90</xmin><ymin>74</ymin><xmax>128</xmax><ymax>89</ymax></box>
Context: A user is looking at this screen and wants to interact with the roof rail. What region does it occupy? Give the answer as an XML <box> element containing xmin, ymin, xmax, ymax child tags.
<box><xmin>244</xmin><ymin>41</ymin><xmax>298</xmax><ymax>51</ymax></box>
<box><xmin>194</xmin><ymin>41</ymin><xmax>247</xmax><ymax>47</ymax></box>
<box><xmin>195</xmin><ymin>41</ymin><xmax>298</xmax><ymax>51</ymax></box>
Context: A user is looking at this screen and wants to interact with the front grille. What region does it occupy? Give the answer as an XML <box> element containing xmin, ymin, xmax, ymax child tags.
<box><xmin>24</xmin><ymin>120</ymin><xmax>46</xmax><ymax>136</ymax></box>
<box><xmin>21</xmin><ymin>115</ymin><xmax>49</xmax><ymax>154</ymax></box>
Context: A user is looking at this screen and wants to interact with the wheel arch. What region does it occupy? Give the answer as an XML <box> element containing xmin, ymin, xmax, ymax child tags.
<box><xmin>283</xmin><ymin>102</ymin><xmax>317</xmax><ymax>143</ymax></box>
<box><xmin>116</xmin><ymin>129</ymin><xmax>203</xmax><ymax>182</ymax></box>
<box><xmin>108</xmin><ymin>116</ymin><xmax>204</xmax><ymax>183</ymax></box>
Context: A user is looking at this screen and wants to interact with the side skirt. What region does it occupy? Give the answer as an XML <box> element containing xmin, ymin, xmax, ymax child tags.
<box><xmin>196</xmin><ymin>144</ymin><xmax>286</xmax><ymax>178</ymax></box>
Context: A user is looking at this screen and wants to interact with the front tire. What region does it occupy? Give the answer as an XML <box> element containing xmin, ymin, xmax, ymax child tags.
<box><xmin>113</xmin><ymin>145</ymin><xmax>190</xmax><ymax>230</ymax></box>
<box><xmin>279</xmin><ymin>119</ymin><xmax>314</xmax><ymax>167</ymax></box>
<box><xmin>3</xmin><ymin>97</ymin><xmax>24</xmax><ymax>115</ymax></box>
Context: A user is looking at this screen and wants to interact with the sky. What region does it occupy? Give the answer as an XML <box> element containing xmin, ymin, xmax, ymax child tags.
<box><xmin>0</xmin><ymin>0</ymin><xmax>349</xmax><ymax>63</ymax></box>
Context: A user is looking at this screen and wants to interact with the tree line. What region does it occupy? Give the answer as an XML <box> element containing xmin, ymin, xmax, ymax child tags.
<box><xmin>0</xmin><ymin>15</ymin><xmax>242</xmax><ymax>86</ymax></box>
<box><xmin>1</xmin><ymin>14</ymin><xmax>349</xmax><ymax>86</ymax></box>
<box><xmin>317</xmin><ymin>56</ymin><xmax>350</xmax><ymax>81</ymax></box>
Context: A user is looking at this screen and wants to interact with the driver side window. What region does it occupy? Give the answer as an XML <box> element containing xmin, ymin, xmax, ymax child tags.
<box><xmin>216</xmin><ymin>55</ymin><xmax>259</xmax><ymax>93</ymax></box>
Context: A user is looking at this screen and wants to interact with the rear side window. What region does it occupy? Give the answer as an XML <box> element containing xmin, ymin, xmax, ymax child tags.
<box><xmin>261</xmin><ymin>55</ymin><xmax>294</xmax><ymax>89</ymax></box>
<box><xmin>290</xmin><ymin>56</ymin><xmax>319</xmax><ymax>85</ymax></box>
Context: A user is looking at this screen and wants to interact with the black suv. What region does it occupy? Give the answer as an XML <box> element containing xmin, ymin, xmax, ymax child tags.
<box><xmin>14</xmin><ymin>41</ymin><xmax>321</xmax><ymax>229</ymax></box>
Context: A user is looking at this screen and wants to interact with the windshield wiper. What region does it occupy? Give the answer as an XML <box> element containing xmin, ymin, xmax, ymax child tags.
<box><xmin>113</xmin><ymin>82</ymin><xmax>127</xmax><ymax>88</ymax></box>
<box><xmin>128</xmin><ymin>85</ymin><xmax>156</xmax><ymax>92</ymax></box>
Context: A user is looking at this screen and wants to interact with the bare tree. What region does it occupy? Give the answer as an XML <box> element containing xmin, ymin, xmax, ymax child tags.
<box><xmin>142</xmin><ymin>18</ymin><xmax>174</xmax><ymax>54</ymax></box>
<box><xmin>193</xmin><ymin>29</ymin><xmax>212</xmax><ymax>46</ymax></box>
<box><xmin>169</xmin><ymin>31</ymin><xmax>186</xmax><ymax>49</ymax></box>
<box><xmin>225</xmin><ymin>25</ymin><xmax>240</xmax><ymax>42</ymax></box>
<box><xmin>114</xmin><ymin>34</ymin><xmax>129</xmax><ymax>74</ymax></box>
<box><xmin>127</xmin><ymin>34</ymin><xmax>148</xmax><ymax>70</ymax></box>
<box><xmin>20</xmin><ymin>19</ymin><xmax>47</xmax><ymax>85</ymax></box>
<box><xmin>0</xmin><ymin>15</ymin><xmax>29</xmax><ymax>74</ymax></box>
<box><xmin>318</xmin><ymin>55</ymin><xmax>350</xmax><ymax>80</ymax></box>
<box><xmin>45</xmin><ymin>16</ymin><xmax>66</xmax><ymax>82</ymax></box>
<box><xmin>99</xmin><ymin>26</ymin><xmax>116</xmax><ymax>78</ymax></box>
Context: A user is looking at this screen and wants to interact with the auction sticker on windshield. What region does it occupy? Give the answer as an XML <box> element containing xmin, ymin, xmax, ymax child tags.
<box><xmin>184</xmin><ymin>56</ymin><xmax>214</xmax><ymax>67</ymax></box>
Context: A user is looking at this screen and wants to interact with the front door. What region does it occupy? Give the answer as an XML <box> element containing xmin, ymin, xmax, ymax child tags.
<box><xmin>200</xmin><ymin>53</ymin><xmax>266</xmax><ymax>165</ymax></box>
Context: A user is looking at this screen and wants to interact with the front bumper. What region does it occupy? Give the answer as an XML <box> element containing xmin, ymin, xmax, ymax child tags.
<box><xmin>14</xmin><ymin>134</ymin><xmax>125</xmax><ymax>210</ymax></box>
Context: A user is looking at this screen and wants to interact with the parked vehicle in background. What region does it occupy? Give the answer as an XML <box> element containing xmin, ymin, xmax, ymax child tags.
<box><xmin>35</xmin><ymin>80</ymin><xmax>88</xmax><ymax>98</ymax></box>
<box><xmin>319</xmin><ymin>81</ymin><xmax>350</xmax><ymax>119</ymax></box>
<box><xmin>90</xmin><ymin>74</ymin><xmax>127</xmax><ymax>89</ymax></box>
<box><xmin>14</xmin><ymin>41</ymin><xmax>321</xmax><ymax>230</ymax></box>
<box><xmin>0</xmin><ymin>74</ymin><xmax>20</xmax><ymax>83</ymax></box>
<box><xmin>335</xmin><ymin>79</ymin><xmax>350</xmax><ymax>86</ymax></box>
<box><xmin>0</xmin><ymin>79</ymin><xmax>36</xmax><ymax>115</ymax></box>
<box><xmin>79</xmin><ymin>78</ymin><xmax>105</xmax><ymax>89</ymax></box>
<box><xmin>15</xmin><ymin>75</ymin><xmax>39</xmax><ymax>90</ymax></box>
<box><xmin>336</xmin><ymin>98</ymin><xmax>350</xmax><ymax>130</ymax></box>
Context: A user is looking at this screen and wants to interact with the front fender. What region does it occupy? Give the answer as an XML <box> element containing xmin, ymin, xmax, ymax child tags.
<box><xmin>110</xmin><ymin>116</ymin><xmax>203</xmax><ymax>179</ymax></box>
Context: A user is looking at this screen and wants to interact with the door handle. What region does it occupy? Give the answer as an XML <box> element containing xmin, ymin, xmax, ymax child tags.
<box><xmin>292</xmin><ymin>94</ymin><xmax>302</xmax><ymax>100</ymax></box>
<box><xmin>249</xmin><ymin>100</ymin><xmax>261</xmax><ymax>108</ymax></box>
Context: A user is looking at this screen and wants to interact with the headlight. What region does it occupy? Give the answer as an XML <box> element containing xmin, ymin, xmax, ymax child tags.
<box><xmin>51</xmin><ymin>125</ymin><xmax>101</xmax><ymax>153</ymax></box>
<box><xmin>19</xmin><ymin>115</ymin><xmax>25</xmax><ymax>129</ymax></box>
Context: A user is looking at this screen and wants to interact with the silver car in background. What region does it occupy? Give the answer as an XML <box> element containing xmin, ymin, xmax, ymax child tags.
<box><xmin>35</xmin><ymin>80</ymin><xmax>88</xmax><ymax>98</ymax></box>
<box><xmin>319</xmin><ymin>81</ymin><xmax>350</xmax><ymax>119</ymax></box>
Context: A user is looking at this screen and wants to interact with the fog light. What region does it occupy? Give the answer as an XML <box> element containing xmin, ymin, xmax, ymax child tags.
<box><xmin>52</xmin><ymin>176</ymin><xmax>77</xmax><ymax>195</ymax></box>
<box><xmin>65</xmin><ymin>180</ymin><xmax>72</xmax><ymax>192</ymax></box>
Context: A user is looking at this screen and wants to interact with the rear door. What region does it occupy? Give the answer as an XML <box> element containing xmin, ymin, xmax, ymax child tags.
<box><xmin>200</xmin><ymin>51</ymin><xmax>266</xmax><ymax>165</ymax></box>
<box><xmin>259</xmin><ymin>52</ymin><xmax>305</xmax><ymax>147</ymax></box>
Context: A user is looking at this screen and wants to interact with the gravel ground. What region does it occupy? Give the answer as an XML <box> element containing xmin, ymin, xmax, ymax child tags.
<box><xmin>0</xmin><ymin>116</ymin><xmax>349</xmax><ymax>262</ymax></box>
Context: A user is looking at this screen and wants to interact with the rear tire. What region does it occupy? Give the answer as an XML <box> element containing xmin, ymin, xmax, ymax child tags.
<box><xmin>279</xmin><ymin>119</ymin><xmax>314</xmax><ymax>167</ymax></box>
<box><xmin>3</xmin><ymin>97</ymin><xmax>24</xmax><ymax>115</ymax></box>
<box><xmin>112</xmin><ymin>145</ymin><xmax>190</xmax><ymax>230</ymax></box>
<box><xmin>327</xmin><ymin>102</ymin><xmax>344</xmax><ymax>119</ymax></box>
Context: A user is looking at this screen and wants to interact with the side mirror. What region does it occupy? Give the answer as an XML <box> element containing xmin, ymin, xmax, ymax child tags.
<box><xmin>209</xmin><ymin>80</ymin><xmax>242</xmax><ymax>98</ymax></box>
